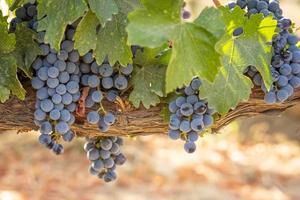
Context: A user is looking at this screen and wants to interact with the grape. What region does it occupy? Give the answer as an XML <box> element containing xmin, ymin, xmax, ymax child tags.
<box><xmin>72</xmin><ymin>92</ymin><xmax>81</xmax><ymax>102</ymax></box>
<box><xmin>61</xmin><ymin>40</ymin><xmax>74</xmax><ymax>52</ymax></box>
<box><xmin>114</xmin><ymin>75</ymin><xmax>128</xmax><ymax>90</ymax></box>
<box><xmin>277</xmin><ymin>75</ymin><xmax>288</xmax><ymax>87</ymax></box>
<box><xmin>31</xmin><ymin>77</ymin><xmax>44</xmax><ymax>89</ymax></box>
<box><xmin>191</xmin><ymin>78</ymin><xmax>201</xmax><ymax>90</ymax></box>
<box><xmin>47</xmin><ymin>78</ymin><xmax>59</xmax><ymax>88</ymax></box>
<box><xmin>40</xmin><ymin>44</ymin><xmax>50</xmax><ymax>56</ymax></box>
<box><xmin>66</xmin><ymin>81</ymin><xmax>79</xmax><ymax>94</ymax></box>
<box><xmin>91</xmin><ymin>62</ymin><xmax>99</xmax><ymax>74</ymax></box>
<box><xmin>81</xmin><ymin>75</ymin><xmax>90</xmax><ymax>86</ymax></box>
<box><xmin>168</xmin><ymin>101</ymin><xmax>178</xmax><ymax>113</ymax></box>
<box><xmin>57</xmin><ymin>50</ymin><xmax>68</xmax><ymax>61</ymax></box>
<box><xmin>62</xmin><ymin>130</ymin><xmax>74</xmax><ymax>142</ymax></box>
<box><xmin>60</xmin><ymin>109</ymin><xmax>71</xmax><ymax>122</ymax></box>
<box><xmin>268</xmin><ymin>1</ymin><xmax>279</xmax><ymax>12</ymax></box>
<box><xmin>203</xmin><ymin>114</ymin><xmax>214</xmax><ymax>127</ymax></box>
<box><xmin>102</xmin><ymin>77</ymin><xmax>113</xmax><ymax>89</ymax></box>
<box><xmin>186</xmin><ymin>95</ymin><xmax>198</xmax><ymax>104</ymax></box>
<box><xmin>264</xmin><ymin>92</ymin><xmax>277</xmax><ymax>104</ymax></box>
<box><xmin>68</xmin><ymin>50</ymin><xmax>80</xmax><ymax>62</ymax></box>
<box><xmin>34</xmin><ymin>109</ymin><xmax>46</xmax><ymax>121</ymax></box>
<box><xmin>182</xmin><ymin>10</ymin><xmax>191</xmax><ymax>19</ymax></box>
<box><xmin>56</xmin><ymin>84</ymin><xmax>67</xmax><ymax>95</ymax></box>
<box><xmin>32</xmin><ymin>58</ymin><xmax>43</xmax><ymax>70</ymax></box>
<box><xmin>290</xmin><ymin>76</ymin><xmax>300</xmax><ymax>88</ymax></box>
<box><xmin>292</xmin><ymin>51</ymin><xmax>300</xmax><ymax>63</ymax></box>
<box><xmin>168</xmin><ymin>130</ymin><xmax>180</xmax><ymax>140</ymax></box>
<box><xmin>98</xmin><ymin>120</ymin><xmax>109</xmax><ymax>132</ymax></box>
<box><xmin>27</xmin><ymin>5</ymin><xmax>37</xmax><ymax>17</ymax></box>
<box><xmin>50</xmin><ymin>109</ymin><xmax>61</xmax><ymax>120</ymax></box>
<box><xmin>37</xmin><ymin>67</ymin><xmax>48</xmax><ymax>81</ymax></box>
<box><xmin>66</xmin><ymin>28</ymin><xmax>75</xmax><ymax>40</ymax></box>
<box><xmin>87</xmin><ymin>148</ymin><xmax>100</xmax><ymax>161</ymax></box>
<box><xmin>228</xmin><ymin>2</ymin><xmax>236</xmax><ymax>9</ymax></box>
<box><xmin>100</xmin><ymin>139</ymin><xmax>113</xmax><ymax>151</ymax></box>
<box><xmin>103</xmin><ymin>113</ymin><xmax>115</xmax><ymax>126</ymax></box>
<box><xmin>40</xmin><ymin>121</ymin><xmax>52</xmax><ymax>135</ymax></box>
<box><xmin>91</xmin><ymin>91</ymin><xmax>103</xmax><ymax>103</ymax></box>
<box><xmin>88</xmin><ymin>75</ymin><xmax>100</xmax><ymax>88</ymax></box>
<box><xmin>292</xmin><ymin>63</ymin><xmax>300</xmax><ymax>74</ymax></box>
<box><xmin>279</xmin><ymin>64</ymin><xmax>292</xmax><ymax>76</ymax></box>
<box><xmin>187</xmin><ymin>131</ymin><xmax>198</xmax><ymax>142</ymax></box>
<box><xmin>52</xmin><ymin>143</ymin><xmax>64</xmax><ymax>155</ymax></box>
<box><xmin>103</xmin><ymin>171</ymin><xmax>117</xmax><ymax>182</ymax></box>
<box><xmin>92</xmin><ymin>160</ymin><xmax>104</xmax><ymax>171</ymax></box>
<box><xmin>115</xmin><ymin>153</ymin><xmax>126</xmax><ymax>165</ymax></box>
<box><xmin>85</xmin><ymin>96</ymin><xmax>95</xmax><ymax>108</ymax></box>
<box><xmin>62</xmin><ymin>93</ymin><xmax>73</xmax><ymax>105</ymax></box>
<box><xmin>36</xmin><ymin>87</ymin><xmax>49</xmax><ymax>100</ymax></box>
<box><xmin>54</xmin><ymin>103</ymin><xmax>64</xmax><ymax>111</ymax></box>
<box><xmin>180</xmin><ymin>120</ymin><xmax>191</xmax><ymax>132</ymax></box>
<box><xmin>253</xmin><ymin>73</ymin><xmax>262</xmax><ymax>86</ymax></box>
<box><xmin>55</xmin><ymin>121</ymin><xmax>69</xmax><ymax>134</ymax></box>
<box><xmin>46</xmin><ymin>53</ymin><xmax>57</xmax><ymax>64</ymax></box>
<box><xmin>67</xmin><ymin>103</ymin><xmax>77</xmax><ymax>112</ymax></box>
<box><xmin>191</xmin><ymin>118</ymin><xmax>203</xmax><ymax>132</ymax></box>
<box><xmin>66</xmin><ymin>62</ymin><xmax>77</xmax><ymax>74</ymax></box>
<box><xmin>16</xmin><ymin>7</ymin><xmax>27</xmax><ymax>19</ymax></box>
<box><xmin>87</xmin><ymin>111</ymin><xmax>100</xmax><ymax>124</ymax></box>
<box><xmin>277</xmin><ymin>89</ymin><xmax>289</xmax><ymax>102</ymax></box>
<box><xmin>40</xmin><ymin>99</ymin><xmax>54</xmax><ymax>112</ymax></box>
<box><xmin>233</xmin><ymin>27</ymin><xmax>244</xmax><ymax>36</ymax></box>
<box><xmin>169</xmin><ymin>117</ymin><xmax>180</xmax><ymax>130</ymax></box>
<box><xmin>110</xmin><ymin>143</ymin><xmax>120</xmax><ymax>155</ymax></box>
<box><xmin>83</xmin><ymin>52</ymin><xmax>94</xmax><ymax>64</ymax></box>
<box><xmin>70</xmin><ymin>74</ymin><xmax>80</xmax><ymax>83</ymax></box>
<box><xmin>99</xmin><ymin>64</ymin><xmax>113</xmax><ymax>77</ymax></box>
<box><xmin>121</xmin><ymin>64</ymin><xmax>133</xmax><ymax>75</ymax></box>
<box><xmin>89</xmin><ymin>166</ymin><xmax>99</xmax><ymax>176</ymax></box>
<box><xmin>39</xmin><ymin>134</ymin><xmax>51</xmax><ymax>145</ymax></box>
<box><xmin>58</xmin><ymin>71</ymin><xmax>70</xmax><ymax>84</ymax></box>
<box><xmin>175</xmin><ymin>96</ymin><xmax>186</xmax><ymax>107</ymax></box>
<box><xmin>184</xmin><ymin>142</ymin><xmax>196</xmax><ymax>154</ymax></box>
<box><xmin>184</xmin><ymin>86</ymin><xmax>194</xmax><ymax>95</ymax></box>
<box><xmin>54</xmin><ymin>60</ymin><xmax>67</xmax><ymax>72</ymax></box>
<box><xmin>194</xmin><ymin>101</ymin><xmax>207</xmax><ymax>114</ymax></box>
<box><xmin>180</xmin><ymin>103</ymin><xmax>194</xmax><ymax>116</ymax></box>
<box><xmin>106</xmin><ymin>90</ymin><xmax>118</xmax><ymax>102</ymax></box>
<box><xmin>52</xmin><ymin>94</ymin><xmax>62</xmax><ymax>104</ymax></box>
<box><xmin>80</xmin><ymin>63</ymin><xmax>91</xmax><ymax>73</ymax></box>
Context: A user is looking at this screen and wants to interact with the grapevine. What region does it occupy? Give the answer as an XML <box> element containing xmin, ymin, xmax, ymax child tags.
<box><xmin>0</xmin><ymin>0</ymin><xmax>299</xmax><ymax>183</ymax></box>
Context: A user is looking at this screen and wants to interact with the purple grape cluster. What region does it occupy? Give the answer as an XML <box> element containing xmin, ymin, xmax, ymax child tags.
<box><xmin>9</xmin><ymin>2</ymin><xmax>38</xmax><ymax>32</ymax></box>
<box><xmin>80</xmin><ymin>59</ymin><xmax>133</xmax><ymax>132</ymax></box>
<box><xmin>84</xmin><ymin>137</ymin><xmax>126</xmax><ymax>182</ymax></box>
<box><xmin>168</xmin><ymin>78</ymin><xmax>215</xmax><ymax>153</ymax></box>
<box><xmin>31</xmin><ymin>24</ymin><xmax>81</xmax><ymax>154</ymax></box>
<box><xmin>229</xmin><ymin>0</ymin><xmax>300</xmax><ymax>103</ymax></box>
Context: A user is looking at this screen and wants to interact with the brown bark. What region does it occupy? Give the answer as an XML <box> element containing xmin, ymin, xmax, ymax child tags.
<box><xmin>0</xmin><ymin>82</ymin><xmax>300</xmax><ymax>137</ymax></box>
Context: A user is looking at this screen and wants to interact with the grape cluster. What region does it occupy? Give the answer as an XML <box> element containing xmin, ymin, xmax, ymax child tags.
<box><xmin>84</xmin><ymin>137</ymin><xmax>126</xmax><ymax>182</ymax></box>
<box><xmin>80</xmin><ymin>59</ymin><xmax>133</xmax><ymax>132</ymax></box>
<box><xmin>168</xmin><ymin>78</ymin><xmax>215</xmax><ymax>153</ymax></box>
<box><xmin>9</xmin><ymin>2</ymin><xmax>38</xmax><ymax>32</ymax></box>
<box><xmin>31</xmin><ymin>24</ymin><xmax>81</xmax><ymax>154</ymax></box>
<box><xmin>229</xmin><ymin>0</ymin><xmax>300</xmax><ymax>103</ymax></box>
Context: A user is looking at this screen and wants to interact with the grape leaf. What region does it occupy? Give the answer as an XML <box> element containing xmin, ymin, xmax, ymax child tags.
<box><xmin>88</xmin><ymin>0</ymin><xmax>118</xmax><ymax>25</ymax></box>
<box><xmin>114</xmin><ymin>0</ymin><xmax>143</xmax><ymax>15</ymax></box>
<box><xmin>126</xmin><ymin>0</ymin><xmax>221</xmax><ymax>93</ymax></box>
<box><xmin>0</xmin><ymin>13</ymin><xmax>26</xmax><ymax>102</ymax></box>
<box><xmin>200</xmin><ymin>7</ymin><xmax>277</xmax><ymax>115</ymax></box>
<box><xmin>14</xmin><ymin>24</ymin><xmax>42</xmax><ymax>77</ymax></box>
<box><xmin>194</xmin><ymin>7</ymin><xmax>225</xmax><ymax>39</ymax></box>
<box><xmin>74</xmin><ymin>11</ymin><xmax>98</xmax><ymax>55</ymax></box>
<box><xmin>94</xmin><ymin>13</ymin><xmax>132</xmax><ymax>66</ymax></box>
<box><xmin>37</xmin><ymin>0</ymin><xmax>88</xmax><ymax>50</ymax></box>
<box><xmin>129</xmin><ymin>48</ymin><xmax>167</xmax><ymax>109</ymax></box>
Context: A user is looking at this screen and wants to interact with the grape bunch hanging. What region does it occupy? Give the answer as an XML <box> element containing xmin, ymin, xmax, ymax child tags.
<box><xmin>230</xmin><ymin>0</ymin><xmax>300</xmax><ymax>103</ymax></box>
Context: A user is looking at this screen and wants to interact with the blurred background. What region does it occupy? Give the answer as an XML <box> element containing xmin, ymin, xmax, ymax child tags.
<box><xmin>1</xmin><ymin>0</ymin><xmax>300</xmax><ymax>200</ymax></box>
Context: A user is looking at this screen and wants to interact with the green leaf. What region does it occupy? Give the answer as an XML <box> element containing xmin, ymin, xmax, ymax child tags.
<box><xmin>200</xmin><ymin>7</ymin><xmax>277</xmax><ymax>115</ymax></box>
<box><xmin>0</xmin><ymin>12</ymin><xmax>26</xmax><ymax>102</ymax></box>
<box><xmin>94</xmin><ymin>13</ymin><xmax>132</xmax><ymax>65</ymax></box>
<box><xmin>14</xmin><ymin>24</ymin><xmax>42</xmax><ymax>77</ymax></box>
<box><xmin>37</xmin><ymin>0</ymin><xmax>88</xmax><ymax>50</ymax></box>
<box><xmin>194</xmin><ymin>7</ymin><xmax>225</xmax><ymax>38</ymax></box>
<box><xmin>129</xmin><ymin>48</ymin><xmax>167</xmax><ymax>109</ymax></box>
<box><xmin>114</xmin><ymin>0</ymin><xmax>143</xmax><ymax>15</ymax></box>
<box><xmin>0</xmin><ymin>14</ymin><xmax>16</xmax><ymax>53</ymax></box>
<box><xmin>126</xmin><ymin>0</ymin><xmax>221</xmax><ymax>93</ymax></box>
<box><xmin>74</xmin><ymin>11</ymin><xmax>99</xmax><ymax>55</ymax></box>
<box><xmin>88</xmin><ymin>0</ymin><xmax>118</xmax><ymax>25</ymax></box>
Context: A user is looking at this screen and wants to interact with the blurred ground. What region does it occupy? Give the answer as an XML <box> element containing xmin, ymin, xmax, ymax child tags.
<box><xmin>1</xmin><ymin>0</ymin><xmax>300</xmax><ymax>200</ymax></box>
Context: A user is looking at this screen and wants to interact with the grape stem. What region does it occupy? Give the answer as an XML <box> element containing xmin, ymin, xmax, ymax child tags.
<box><xmin>212</xmin><ymin>0</ymin><xmax>222</xmax><ymax>7</ymax></box>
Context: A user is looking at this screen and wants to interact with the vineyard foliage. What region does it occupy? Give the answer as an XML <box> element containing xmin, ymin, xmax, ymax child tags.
<box><xmin>0</xmin><ymin>0</ymin><xmax>287</xmax><ymax>116</ymax></box>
